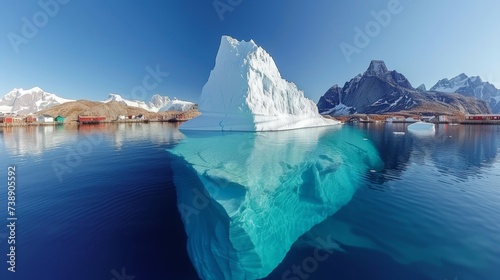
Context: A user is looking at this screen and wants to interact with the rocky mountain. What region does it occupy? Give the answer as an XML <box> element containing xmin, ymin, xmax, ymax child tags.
<box><xmin>317</xmin><ymin>60</ymin><xmax>490</xmax><ymax>116</ymax></box>
<box><xmin>0</xmin><ymin>87</ymin><xmax>74</xmax><ymax>115</ymax></box>
<box><xmin>417</xmin><ymin>84</ymin><xmax>427</xmax><ymax>92</ymax></box>
<box><xmin>430</xmin><ymin>74</ymin><xmax>500</xmax><ymax>113</ymax></box>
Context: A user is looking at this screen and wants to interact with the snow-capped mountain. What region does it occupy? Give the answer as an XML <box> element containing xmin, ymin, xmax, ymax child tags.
<box><xmin>103</xmin><ymin>93</ymin><xmax>195</xmax><ymax>112</ymax></box>
<box><xmin>318</xmin><ymin>60</ymin><xmax>417</xmax><ymax>115</ymax></box>
<box><xmin>430</xmin><ymin>74</ymin><xmax>500</xmax><ymax>113</ymax></box>
<box><xmin>158</xmin><ymin>97</ymin><xmax>197</xmax><ymax>112</ymax></box>
<box><xmin>317</xmin><ymin>60</ymin><xmax>490</xmax><ymax>116</ymax></box>
<box><xmin>181</xmin><ymin>35</ymin><xmax>338</xmax><ymax>131</ymax></box>
<box><xmin>0</xmin><ymin>87</ymin><xmax>74</xmax><ymax>115</ymax></box>
<box><xmin>104</xmin><ymin>93</ymin><xmax>151</xmax><ymax>111</ymax></box>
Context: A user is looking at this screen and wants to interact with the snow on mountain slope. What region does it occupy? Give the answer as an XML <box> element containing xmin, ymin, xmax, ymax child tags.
<box><xmin>318</xmin><ymin>61</ymin><xmax>491</xmax><ymax>116</ymax></box>
<box><xmin>0</xmin><ymin>87</ymin><xmax>74</xmax><ymax>115</ymax></box>
<box><xmin>158</xmin><ymin>98</ymin><xmax>196</xmax><ymax>112</ymax></box>
<box><xmin>104</xmin><ymin>93</ymin><xmax>151</xmax><ymax>111</ymax></box>
<box><xmin>0</xmin><ymin>87</ymin><xmax>195</xmax><ymax>115</ymax></box>
<box><xmin>317</xmin><ymin>60</ymin><xmax>417</xmax><ymax>115</ymax></box>
<box><xmin>103</xmin><ymin>93</ymin><xmax>195</xmax><ymax>112</ymax></box>
<box><xmin>430</xmin><ymin>73</ymin><xmax>500</xmax><ymax>113</ymax></box>
<box><xmin>364</xmin><ymin>60</ymin><xmax>389</xmax><ymax>76</ymax></box>
<box><xmin>431</xmin><ymin>73</ymin><xmax>470</xmax><ymax>93</ymax></box>
<box><xmin>181</xmin><ymin>35</ymin><xmax>338</xmax><ymax>131</ymax></box>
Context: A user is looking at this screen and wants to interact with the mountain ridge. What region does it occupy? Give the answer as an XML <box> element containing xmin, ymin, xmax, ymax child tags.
<box><xmin>0</xmin><ymin>88</ymin><xmax>196</xmax><ymax>115</ymax></box>
<box><xmin>430</xmin><ymin>73</ymin><xmax>500</xmax><ymax>113</ymax></box>
<box><xmin>318</xmin><ymin>60</ymin><xmax>491</xmax><ymax>116</ymax></box>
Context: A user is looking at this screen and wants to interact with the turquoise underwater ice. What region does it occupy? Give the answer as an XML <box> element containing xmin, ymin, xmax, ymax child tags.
<box><xmin>168</xmin><ymin>126</ymin><xmax>383</xmax><ymax>280</ymax></box>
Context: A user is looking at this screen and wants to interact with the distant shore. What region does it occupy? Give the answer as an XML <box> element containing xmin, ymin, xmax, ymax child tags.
<box><xmin>0</xmin><ymin>119</ymin><xmax>190</xmax><ymax>127</ymax></box>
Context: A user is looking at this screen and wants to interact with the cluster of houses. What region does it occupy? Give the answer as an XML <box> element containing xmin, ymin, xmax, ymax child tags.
<box><xmin>0</xmin><ymin>113</ymin><xmax>66</xmax><ymax>125</ymax></box>
<box><xmin>386</xmin><ymin>115</ymin><xmax>459</xmax><ymax>123</ymax></box>
<box><xmin>370</xmin><ymin>114</ymin><xmax>500</xmax><ymax>124</ymax></box>
<box><xmin>0</xmin><ymin>112</ymin><xmax>182</xmax><ymax>125</ymax></box>
<box><xmin>463</xmin><ymin>114</ymin><xmax>500</xmax><ymax>123</ymax></box>
<box><xmin>116</xmin><ymin>114</ymin><xmax>145</xmax><ymax>120</ymax></box>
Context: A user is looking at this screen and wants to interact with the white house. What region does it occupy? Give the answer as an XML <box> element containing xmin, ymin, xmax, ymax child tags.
<box><xmin>37</xmin><ymin>114</ymin><xmax>54</xmax><ymax>123</ymax></box>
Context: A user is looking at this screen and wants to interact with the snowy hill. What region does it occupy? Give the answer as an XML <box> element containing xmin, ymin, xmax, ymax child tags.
<box><xmin>0</xmin><ymin>88</ymin><xmax>196</xmax><ymax>115</ymax></box>
<box><xmin>317</xmin><ymin>60</ymin><xmax>490</xmax><ymax>116</ymax></box>
<box><xmin>104</xmin><ymin>93</ymin><xmax>152</xmax><ymax>111</ymax></box>
<box><xmin>430</xmin><ymin>74</ymin><xmax>500</xmax><ymax>113</ymax></box>
<box><xmin>181</xmin><ymin>35</ymin><xmax>338</xmax><ymax>131</ymax></box>
<box><xmin>0</xmin><ymin>87</ymin><xmax>74</xmax><ymax>115</ymax></box>
<box><xmin>103</xmin><ymin>93</ymin><xmax>195</xmax><ymax>112</ymax></box>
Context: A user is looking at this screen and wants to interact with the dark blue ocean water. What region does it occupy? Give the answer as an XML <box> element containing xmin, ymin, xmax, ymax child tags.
<box><xmin>0</xmin><ymin>122</ymin><xmax>499</xmax><ymax>280</ymax></box>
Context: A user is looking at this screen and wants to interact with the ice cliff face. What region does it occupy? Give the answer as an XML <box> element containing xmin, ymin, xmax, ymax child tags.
<box><xmin>169</xmin><ymin>127</ymin><xmax>382</xmax><ymax>280</ymax></box>
<box><xmin>180</xmin><ymin>36</ymin><xmax>338</xmax><ymax>131</ymax></box>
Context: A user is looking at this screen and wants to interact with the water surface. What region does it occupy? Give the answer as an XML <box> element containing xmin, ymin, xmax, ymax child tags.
<box><xmin>0</xmin><ymin>123</ymin><xmax>498</xmax><ymax>280</ymax></box>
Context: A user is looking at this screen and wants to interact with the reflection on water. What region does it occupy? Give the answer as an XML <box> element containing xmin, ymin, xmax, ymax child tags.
<box><xmin>286</xmin><ymin>123</ymin><xmax>500</xmax><ymax>280</ymax></box>
<box><xmin>0</xmin><ymin>122</ymin><xmax>191</xmax><ymax>280</ymax></box>
<box><xmin>1</xmin><ymin>122</ymin><xmax>499</xmax><ymax>280</ymax></box>
<box><xmin>353</xmin><ymin>123</ymin><xmax>500</xmax><ymax>185</ymax></box>
<box><xmin>0</xmin><ymin>123</ymin><xmax>184</xmax><ymax>157</ymax></box>
<box><xmin>0</xmin><ymin>125</ymin><xmax>75</xmax><ymax>156</ymax></box>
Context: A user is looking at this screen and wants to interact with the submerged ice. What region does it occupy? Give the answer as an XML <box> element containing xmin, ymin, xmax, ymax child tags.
<box><xmin>168</xmin><ymin>127</ymin><xmax>382</xmax><ymax>280</ymax></box>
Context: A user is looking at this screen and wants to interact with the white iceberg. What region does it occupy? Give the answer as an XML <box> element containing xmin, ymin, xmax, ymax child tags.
<box><xmin>180</xmin><ymin>36</ymin><xmax>339</xmax><ymax>131</ymax></box>
<box><xmin>168</xmin><ymin>127</ymin><xmax>382</xmax><ymax>280</ymax></box>
<box><xmin>407</xmin><ymin>121</ymin><xmax>435</xmax><ymax>135</ymax></box>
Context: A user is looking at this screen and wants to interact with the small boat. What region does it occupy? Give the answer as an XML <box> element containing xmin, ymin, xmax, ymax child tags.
<box><xmin>393</xmin><ymin>131</ymin><xmax>405</xmax><ymax>135</ymax></box>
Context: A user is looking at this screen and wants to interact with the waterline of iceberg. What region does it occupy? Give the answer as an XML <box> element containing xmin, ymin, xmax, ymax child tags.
<box><xmin>168</xmin><ymin>127</ymin><xmax>382</xmax><ymax>280</ymax></box>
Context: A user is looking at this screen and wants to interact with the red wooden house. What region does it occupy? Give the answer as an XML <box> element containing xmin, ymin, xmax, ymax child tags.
<box><xmin>78</xmin><ymin>115</ymin><xmax>106</xmax><ymax>124</ymax></box>
<box><xmin>0</xmin><ymin>116</ymin><xmax>13</xmax><ymax>123</ymax></box>
<box><xmin>25</xmin><ymin>116</ymin><xmax>36</xmax><ymax>123</ymax></box>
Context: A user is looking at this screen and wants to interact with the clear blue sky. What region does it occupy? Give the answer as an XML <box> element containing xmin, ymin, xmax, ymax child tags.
<box><xmin>1</xmin><ymin>0</ymin><xmax>499</xmax><ymax>103</ymax></box>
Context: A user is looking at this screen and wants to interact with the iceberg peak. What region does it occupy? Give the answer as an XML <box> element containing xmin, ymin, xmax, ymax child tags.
<box><xmin>181</xmin><ymin>36</ymin><xmax>339</xmax><ymax>131</ymax></box>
